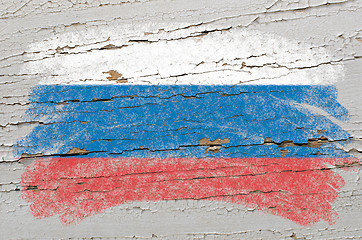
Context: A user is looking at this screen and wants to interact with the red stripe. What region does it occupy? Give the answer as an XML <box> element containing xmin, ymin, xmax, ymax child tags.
<box><xmin>21</xmin><ymin>157</ymin><xmax>358</xmax><ymax>225</ymax></box>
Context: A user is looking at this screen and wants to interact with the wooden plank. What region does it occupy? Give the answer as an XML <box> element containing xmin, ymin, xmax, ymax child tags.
<box><xmin>0</xmin><ymin>0</ymin><xmax>361</xmax><ymax>239</ymax></box>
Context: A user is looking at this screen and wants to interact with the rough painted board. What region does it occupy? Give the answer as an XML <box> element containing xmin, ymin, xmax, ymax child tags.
<box><xmin>0</xmin><ymin>0</ymin><xmax>361</xmax><ymax>239</ymax></box>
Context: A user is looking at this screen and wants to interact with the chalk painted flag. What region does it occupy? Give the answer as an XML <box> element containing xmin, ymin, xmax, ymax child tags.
<box><xmin>16</xmin><ymin>29</ymin><xmax>357</xmax><ymax>225</ymax></box>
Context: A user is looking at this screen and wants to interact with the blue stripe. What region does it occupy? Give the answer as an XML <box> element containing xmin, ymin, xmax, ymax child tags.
<box><xmin>15</xmin><ymin>85</ymin><xmax>351</xmax><ymax>158</ymax></box>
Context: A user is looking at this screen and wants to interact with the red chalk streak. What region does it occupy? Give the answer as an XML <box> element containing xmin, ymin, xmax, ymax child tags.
<box><xmin>21</xmin><ymin>157</ymin><xmax>358</xmax><ymax>225</ymax></box>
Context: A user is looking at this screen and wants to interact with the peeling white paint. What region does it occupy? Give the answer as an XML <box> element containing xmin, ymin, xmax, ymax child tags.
<box><xmin>1</xmin><ymin>0</ymin><xmax>361</xmax><ymax>239</ymax></box>
<box><xmin>23</xmin><ymin>28</ymin><xmax>344</xmax><ymax>85</ymax></box>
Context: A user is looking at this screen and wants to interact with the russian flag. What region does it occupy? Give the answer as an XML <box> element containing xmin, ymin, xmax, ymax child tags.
<box><xmin>16</xmin><ymin>29</ymin><xmax>357</xmax><ymax>225</ymax></box>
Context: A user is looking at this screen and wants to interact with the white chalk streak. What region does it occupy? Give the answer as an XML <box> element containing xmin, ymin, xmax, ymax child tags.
<box><xmin>22</xmin><ymin>28</ymin><xmax>344</xmax><ymax>85</ymax></box>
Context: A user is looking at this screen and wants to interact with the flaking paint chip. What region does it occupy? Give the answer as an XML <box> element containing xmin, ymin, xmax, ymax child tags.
<box><xmin>103</xmin><ymin>70</ymin><xmax>128</xmax><ymax>83</ymax></box>
<box><xmin>66</xmin><ymin>147</ymin><xmax>90</xmax><ymax>155</ymax></box>
<box><xmin>199</xmin><ymin>137</ymin><xmax>230</xmax><ymax>146</ymax></box>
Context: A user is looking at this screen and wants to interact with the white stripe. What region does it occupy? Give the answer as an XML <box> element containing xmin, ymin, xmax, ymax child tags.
<box><xmin>21</xmin><ymin>28</ymin><xmax>344</xmax><ymax>85</ymax></box>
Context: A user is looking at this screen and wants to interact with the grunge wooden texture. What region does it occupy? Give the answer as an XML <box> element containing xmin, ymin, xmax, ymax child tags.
<box><xmin>0</xmin><ymin>0</ymin><xmax>361</xmax><ymax>239</ymax></box>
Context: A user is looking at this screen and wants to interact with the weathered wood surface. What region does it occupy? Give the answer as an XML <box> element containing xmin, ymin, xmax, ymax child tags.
<box><xmin>0</xmin><ymin>0</ymin><xmax>361</xmax><ymax>239</ymax></box>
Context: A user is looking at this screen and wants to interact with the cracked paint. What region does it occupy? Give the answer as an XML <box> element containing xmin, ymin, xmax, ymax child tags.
<box><xmin>15</xmin><ymin>82</ymin><xmax>358</xmax><ymax>226</ymax></box>
<box><xmin>21</xmin><ymin>29</ymin><xmax>345</xmax><ymax>85</ymax></box>
<box><xmin>1</xmin><ymin>0</ymin><xmax>361</xmax><ymax>239</ymax></box>
<box><xmin>21</xmin><ymin>157</ymin><xmax>359</xmax><ymax>225</ymax></box>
